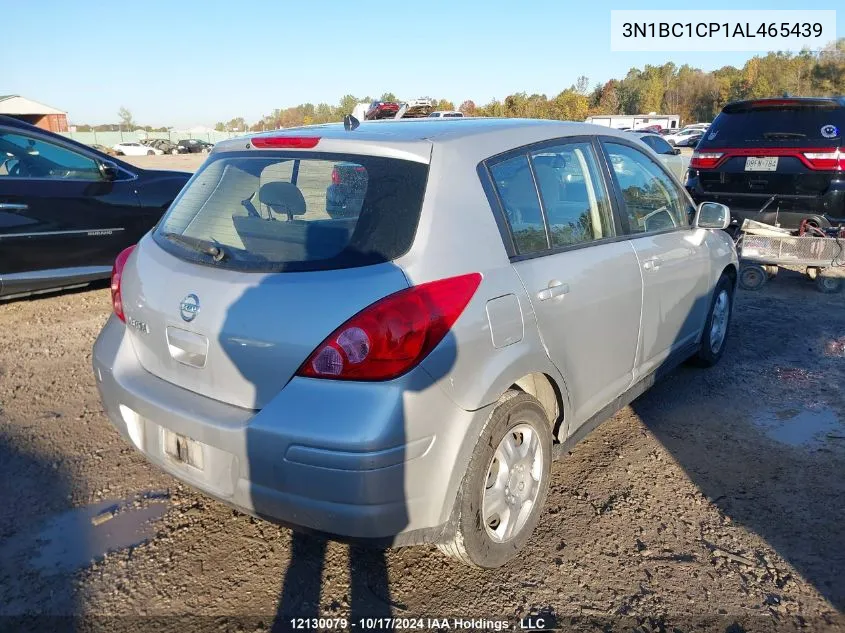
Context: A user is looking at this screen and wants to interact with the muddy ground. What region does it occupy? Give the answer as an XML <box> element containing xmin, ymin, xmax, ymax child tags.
<box><xmin>0</xmin><ymin>153</ymin><xmax>843</xmax><ymax>633</ymax></box>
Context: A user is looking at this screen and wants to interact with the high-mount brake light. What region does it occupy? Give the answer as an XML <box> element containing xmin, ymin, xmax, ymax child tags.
<box><xmin>251</xmin><ymin>137</ymin><xmax>321</xmax><ymax>149</ymax></box>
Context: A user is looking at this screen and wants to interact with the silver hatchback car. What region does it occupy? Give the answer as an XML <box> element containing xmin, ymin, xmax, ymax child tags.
<box><xmin>93</xmin><ymin>118</ymin><xmax>738</xmax><ymax>568</ymax></box>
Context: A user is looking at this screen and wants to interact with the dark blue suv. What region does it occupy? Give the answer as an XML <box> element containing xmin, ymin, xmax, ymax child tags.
<box><xmin>687</xmin><ymin>97</ymin><xmax>845</xmax><ymax>231</ymax></box>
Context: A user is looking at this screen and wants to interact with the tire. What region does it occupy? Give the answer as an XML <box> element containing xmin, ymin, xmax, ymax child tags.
<box><xmin>763</xmin><ymin>265</ymin><xmax>779</xmax><ymax>279</ymax></box>
<box><xmin>690</xmin><ymin>273</ymin><xmax>733</xmax><ymax>367</ymax></box>
<box><xmin>738</xmin><ymin>264</ymin><xmax>767</xmax><ymax>291</ymax></box>
<box><xmin>437</xmin><ymin>391</ymin><xmax>552</xmax><ymax>568</ymax></box>
<box><xmin>147</xmin><ymin>150</ymin><xmax>154</xmax><ymax>156</ymax></box>
<box><xmin>817</xmin><ymin>275</ymin><xmax>844</xmax><ymax>294</ymax></box>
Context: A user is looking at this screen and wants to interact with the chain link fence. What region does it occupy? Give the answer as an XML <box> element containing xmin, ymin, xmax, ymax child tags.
<box><xmin>59</xmin><ymin>129</ymin><xmax>247</xmax><ymax>147</ymax></box>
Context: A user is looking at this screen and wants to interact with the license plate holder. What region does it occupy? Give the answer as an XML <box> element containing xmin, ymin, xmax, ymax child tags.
<box><xmin>745</xmin><ymin>156</ymin><xmax>778</xmax><ymax>171</ymax></box>
<box><xmin>163</xmin><ymin>430</ymin><xmax>204</xmax><ymax>470</ymax></box>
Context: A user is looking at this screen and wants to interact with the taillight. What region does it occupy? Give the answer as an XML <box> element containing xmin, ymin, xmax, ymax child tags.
<box><xmin>251</xmin><ymin>136</ymin><xmax>320</xmax><ymax>149</ymax></box>
<box><xmin>331</xmin><ymin>167</ymin><xmax>341</xmax><ymax>185</ymax></box>
<box><xmin>690</xmin><ymin>151</ymin><xmax>724</xmax><ymax>169</ymax></box>
<box><xmin>111</xmin><ymin>245</ymin><xmax>136</xmax><ymax>322</ymax></box>
<box><xmin>297</xmin><ymin>273</ymin><xmax>482</xmax><ymax>381</ymax></box>
<box><xmin>802</xmin><ymin>149</ymin><xmax>844</xmax><ymax>171</ymax></box>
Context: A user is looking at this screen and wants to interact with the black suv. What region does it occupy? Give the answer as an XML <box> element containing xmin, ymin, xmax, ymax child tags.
<box><xmin>687</xmin><ymin>97</ymin><xmax>845</xmax><ymax>230</ymax></box>
<box><xmin>177</xmin><ymin>138</ymin><xmax>214</xmax><ymax>154</ymax></box>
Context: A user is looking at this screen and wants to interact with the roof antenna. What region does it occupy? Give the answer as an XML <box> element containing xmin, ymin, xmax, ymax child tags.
<box><xmin>343</xmin><ymin>115</ymin><xmax>360</xmax><ymax>131</ymax></box>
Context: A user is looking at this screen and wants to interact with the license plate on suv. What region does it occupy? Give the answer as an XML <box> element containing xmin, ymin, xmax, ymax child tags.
<box><xmin>745</xmin><ymin>156</ymin><xmax>778</xmax><ymax>171</ymax></box>
<box><xmin>163</xmin><ymin>429</ymin><xmax>204</xmax><ymax>470</ymax></box>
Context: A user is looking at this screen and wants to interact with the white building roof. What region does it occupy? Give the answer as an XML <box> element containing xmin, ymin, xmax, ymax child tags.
<box><xmin>0</xmin><ymin>95</ymin><xmax>66</xmax><ymax>116</ymax></box>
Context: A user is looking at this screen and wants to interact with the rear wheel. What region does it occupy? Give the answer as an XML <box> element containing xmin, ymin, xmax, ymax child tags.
<box><xmin>437</xmin><ymin>391</ymin><xmax>552</xmax><ymax>568</ymax></box>
<box><xmin>817</xmin><ymin>276</ymin><xmax>844</xmax><ymax>294</ymax></box>
<box><xmin>690</xmin><ymin>273</ymin><xmax>733</xmax><ymax>367</ymax></box>
<box><xmin>739</xmin><ymin>264</ymin><xmax>767</xmax><ymax>291</ymax></box>
<box><xmin>146</xmin><ymin>150</ymin><xmax>154</xmax><ymax>156</ymax></box>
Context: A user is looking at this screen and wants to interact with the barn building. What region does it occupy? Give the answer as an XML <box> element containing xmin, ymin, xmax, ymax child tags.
<box><xmin>0</xmin><ymin>95</ymin><xmax>68</xmax><ymax>132</ymax></box>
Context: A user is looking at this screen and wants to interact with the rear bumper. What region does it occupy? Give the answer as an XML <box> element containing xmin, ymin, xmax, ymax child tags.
<box><xmin>687</xmin><ymin>173</ymin><xmax>845</xmax><ymax>228</ymax></box>
<box><xmin>92</xmin><ymin>316</ymin><xmax>491</xmax><ymax>544</ymax></box>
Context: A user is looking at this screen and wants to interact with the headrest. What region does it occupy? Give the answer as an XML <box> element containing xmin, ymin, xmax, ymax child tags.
<box><xmin>259</xmin><ymin>182</ymin><xmax>306</xmax><ymax>216</ymax></box>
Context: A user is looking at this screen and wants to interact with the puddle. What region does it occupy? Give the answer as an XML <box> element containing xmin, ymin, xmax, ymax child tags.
<box><xmin>0</xmin><ymin>493</ymin><xmax>169</xmax><ymax>575</ymax></box>
<box><xmin>753</xmin><ymin>406</ymin><xmax>845</xmax><ymax>448</ymax></box>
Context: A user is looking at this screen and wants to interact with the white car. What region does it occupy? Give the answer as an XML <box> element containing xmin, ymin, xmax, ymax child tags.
<box><xmin>663</xmin><ymin>128</ymin><xmax>705</xmax><ymax>146</ymax></box>
<box><xmin>633</xmin><ymin>133</ymin><xmax>689</xmax><ymax>181</ymax></box>
<box><xmin>429</xmin><ymin>111</ymin><xmax>464</xmax><ymax>118</ymax></box>
<box><xmin>112</xmin><ymin>142</ymin><xmax>164</xmax><ymax>156</ymax></box>
<box><xmin>405</xmin><ymin>98</ymin><xmax>432</xmax><ymax>109</ymax></box>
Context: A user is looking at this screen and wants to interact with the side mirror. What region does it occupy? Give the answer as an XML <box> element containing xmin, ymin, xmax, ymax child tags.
<box><xmin>673</xmin><ymin>148</ymin><xmax>681</xmax><ymax>155</ymax></box>
<box><xmin>695</xmin><ymin>201</ymin><xmax>731</xmax><ymax>230</ymax></box>
<box><xmin>98</xmin><ymin>160</ymin><xmax>119</xmax><ymax>181</ymax></box>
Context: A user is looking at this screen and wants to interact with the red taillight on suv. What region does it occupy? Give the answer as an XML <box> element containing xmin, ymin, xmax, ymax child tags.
<box><xmin>802</xmin><ymin>149</ymin><xmax>845</xmax><ymax>171</ymax></box>
<box><xmin>297</xmin><ymin>273</ymin><xmax>482</xmax><ymax>381</ymax></box>
<box><xmin>690</xmin><ymin>151</ymin><xmax>724</xmax><ymax>169</ymax></box>
<box><xmin>331</xmin><ymin>167</ymin><xmax>341</xmax><ymax>185</ymax></box>
<box><xmin>111</xmin><ymin>245</ymin><xmax>136</xmax><ymax>322</ymax></box>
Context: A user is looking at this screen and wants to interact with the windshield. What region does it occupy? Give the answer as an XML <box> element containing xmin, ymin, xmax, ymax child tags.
<box><xmin>153</xmin><ymin>151</ymin><xmax>428</xmax><ymax>272</ymax></box>
<box><xmin>700</xmin><ymin>102</ymin><xmax>844</xmax><ymax>149</ymax></box>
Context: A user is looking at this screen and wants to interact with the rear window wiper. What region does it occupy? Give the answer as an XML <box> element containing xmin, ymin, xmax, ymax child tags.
<box><xmin>762</xmin><ymin>132</ymin><xmax>806</xmax><ymax>139</ymax></box>
<box><xmin>160</xmin><ymin>231</ymin><xmax>227</xmax><ymax>262</ymax></box>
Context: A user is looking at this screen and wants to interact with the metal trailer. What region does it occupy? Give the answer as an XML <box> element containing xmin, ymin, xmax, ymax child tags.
<box><xmin>736</xmin><ymin>219</ymin><xmax>845</xmax><ymax>293</ymax></box>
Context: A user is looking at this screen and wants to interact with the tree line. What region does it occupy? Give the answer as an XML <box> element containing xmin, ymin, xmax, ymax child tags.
<box><xmin>229</xmin><ymin>41</ymin><xmax>844</xmax><ymax>131</ymax></box>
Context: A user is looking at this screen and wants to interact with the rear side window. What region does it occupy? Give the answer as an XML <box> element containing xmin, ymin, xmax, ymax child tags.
<box><xmin>701</xmin><ymin>101</ymin><xmax>844</xmax><ymax>149</ymax></box>
<box><xmin>154</xmin><ymin>152</ymin><xmax>428</xmax><ymax>272</ymax></box>
<box><xmin>489</xmin><ymin>155</ymin><xmax>547</xmax><ymax>254</ymax></box>
<box><xmin>603</xmin><ymin>142</ymin><xmax>690</xmax><ymax>235</ymax></box>
<box><xmin>641</xmin><ymin>135</ymin><xmax>673</xmax><ymax>155</ymax></box>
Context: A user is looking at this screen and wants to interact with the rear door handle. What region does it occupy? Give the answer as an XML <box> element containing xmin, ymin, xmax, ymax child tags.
<box><xmin>537</xmin><ymin>280</ymin><xmax>570</xmax><ymax>301</ymax></box>
<box><xmin>643</xmin><ymin>256</ymin><xmax>663</xmax><ymax>271</ymax></box>
<box><xmin>0</xmin><ymin>203</ymin><xmax>28</xmax><ymax>210</ymax></box>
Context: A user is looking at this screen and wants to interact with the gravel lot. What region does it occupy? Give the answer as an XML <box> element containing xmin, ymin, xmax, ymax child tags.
<box><xmin>1</xmin><ymin>154</ymin><xmax>843</xmax><ymax>633</ymax></box>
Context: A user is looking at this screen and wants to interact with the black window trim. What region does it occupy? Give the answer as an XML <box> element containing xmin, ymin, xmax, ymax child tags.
<box><xmin>478</xmin><ymin>134</ymin><xmax>629</xmax><ymax>262</ymax></box>
<box><xmin>596</xmin><ymin>135</ymin><xmax>695</xmax><ymax>239</ymax></box>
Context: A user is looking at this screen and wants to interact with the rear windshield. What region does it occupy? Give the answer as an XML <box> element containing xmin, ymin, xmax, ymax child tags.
<box><xmin>700</xmin><ymin>102</ymin><xmax>844</xmax><ymax>149</ymax></box>
<box><xmin>153</xmin><ymin>151</ymin><xmax>428</xmax><ymax>272</ymax></box>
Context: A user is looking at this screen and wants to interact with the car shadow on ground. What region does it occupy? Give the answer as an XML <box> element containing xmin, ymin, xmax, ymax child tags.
<box><xmin>0</xmin><ymin>425</ymin><xmax>78</xmax><ymax>621</ymax></box>
<box><xmin>215</xmin><ymin>262</ymin><xmax>459</xmax><ymax>630</ymax></box>
<box><xmin>632</xmin><ymin>270</ymin><xmax>845</xmax><ymax>613</ymax></box>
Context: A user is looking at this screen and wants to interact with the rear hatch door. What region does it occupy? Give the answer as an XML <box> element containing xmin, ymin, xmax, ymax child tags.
<box><xmin>120</xmin><ymin>146</ymin><xmax>429</xmax><ymax>410</ymax></box>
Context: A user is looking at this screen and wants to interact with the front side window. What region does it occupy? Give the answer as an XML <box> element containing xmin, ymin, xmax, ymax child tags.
<box><xmin>489</xmin><ymin>155</ymin><xmax>547</xmax><ymax>255</ymax></box>
<box><xmin>603</xmin><ymin>142</ymin><xmax>689</xmax><ymax>235</ymax></box>
<box><xmin>530</xmin><ymin>142</ymin><xmax>612</xmax><ymax>247</ymax></box>
<box><xmin>154</xmin><ymin>152</ymin><xmax>428</xmax><ymax>272</ymax></box>
<box><xmin>0</xmin><ymin>131</ymin><xmax>100</xmax><ymax>180</ymax></box>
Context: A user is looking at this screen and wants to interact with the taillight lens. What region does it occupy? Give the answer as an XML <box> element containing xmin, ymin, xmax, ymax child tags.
<box><xmin>803</xmin><ymin>149</ymin><xmax>844</xmax><ymax>171</ymax></box>
<box><xmin>111</xmin><ymin>245</ymin><xmax>136</xmax><ymax>322</ymax></box>
<box><xmin>690</xmin><ymin>151</ymin><xmax>724</xmax><ymax>169</ymax></box>
<box><xmin>331</xmin><ymin>167</ymin><xmax>341</xmax><ymax>185</ymax></box>
<box><xmin>297</xmin><ymin>273</ymin><xmax>482</xmax><ymax>381</ymax></box>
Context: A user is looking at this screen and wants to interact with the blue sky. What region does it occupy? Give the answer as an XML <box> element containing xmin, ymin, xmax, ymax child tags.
<box><xmin>3</xmin><ymin>0</ymin><xmax>841</xmax><ymax>127</ymax></box>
